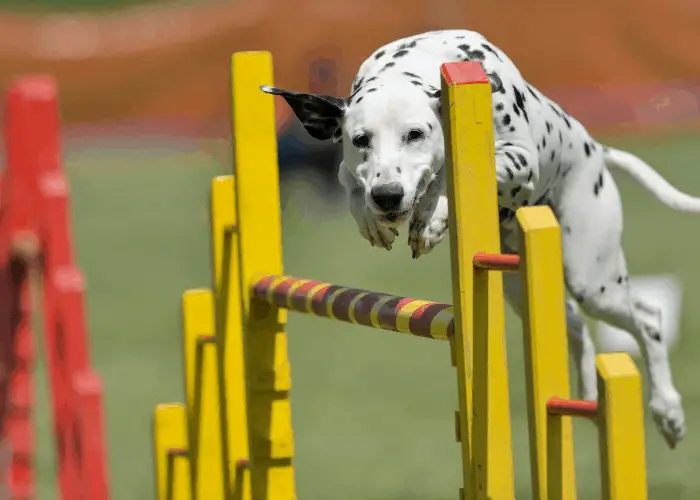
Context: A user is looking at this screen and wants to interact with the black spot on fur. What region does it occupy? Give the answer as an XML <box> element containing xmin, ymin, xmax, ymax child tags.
<box><xmin>512</xmin><ymin>103</ymin><xmax>520</xmax><ymax>117</ymax></box>
<box><xmin>517</xmin><ymin>153</ymin><xmax>527</xmax><ymax>166</ymax></box>
<box><xmin>468</xmin><ymin>49</ymin><xmax>485</xmax><ymax>60</ymax></box>
<box><xmin>564</xmin><ymin>225</ymin><xmax>572</xmax><ymax>234</ymax></box>
<box><xmin>487</xmin><ymin>72</ymin><xmax>504</xmax><ymax>94</ymax></box>
<box><xmin>356</xmin><ymin>96</ymin><xmax>363</xmax><ymax>104</ymax></box>
<box><xmin>600</xmin><ymin>286</ymin><xmax>606</xmax><ymax>293</ymax></box>
<box><xmin>617</xmin><ymin>276</ymin><xmax>623</xmax><ymax>284</ymax></box>
<box><xmin>411</xmin><ymin>80</ymin><xmax>422</xmax><ymax>86</ymax></box>
<box><xmin>362</xmin><ymin>152</ymin><xmax>369</xmax><ymax>162</ymax></box>
<box><xmin>546</xmin><ymin>121</ymin><xmax>552</xmax><ymax>133</ymax></box>
<box><xmin>403</xmin><ymin>71</ymin><xmax>421</xmax><ymax>79</ymax></box>
<box><xmin>650</xmin><ymin>331</ymin><xmax>662</xmax><ymax>342</ymax></box>
<box><xmin>563</xmin><ymin>115</ymin><xmax>572</xmax><ymax>128</ymax></box>
<box><xmin>366</xmin><ymin>77</ymin><xmax>377</xmax><ymax>83</ymax></box>
<box><xmin>374</xmin><ymin>50</ymin><xmax>385</xmax><ymax>60</ymax></box>
<box><xmin>457</xmin><ymin>44</ymin><xmax>485</xmax><ymax>61</ymax></box>
<box><xmin>527</xmin><ymin>171</ymin><xmax>533</xmax><ymax>182</ymax></box>
<box><xmin>505</xmin><ymin>151</ymin><xmax>518</xmax><ymax>168</ymax></box>
<box><xmin>527</xmin><ymin>85</ymin><xmax>541</xmax><ymax>102</ymax></box>
<box><xmin>481</xmin><ymin>43</ymin><xmax>503</xmax><ymax>61</ymax></box>
<box><xmin>593</xmin><ymin>171</ymin><xmax>604</xmax><ymax>196</ymax></box>
<box><xmin>393</xmin><ymin>50</ymin><xmax>410</xmax><ymax>58</ymax></box>
<box><xmin>509</xmin><ymin>126</ymin><xmax>515</xmax><ymax>132</ymax></box>
<box><xmin>550</xmin><ymin>151</ymin><xmax>555</xmax><ymax>162</ymax></box>
<box><xmin>502</xmin><ymin>114</ymin><xmax>512</xmax><ymax>126</ymax></box>
<box><xmin>512</xmin><ymin>86</ymin><xmax>529</xmax><ymax>123</ymax></box>
<box><xmin>380</xmin><ymin>62</ymin><xmax>396</xmax><ymax>72</ymax></box>
<box><xmin>584</xmin><ymin>143</ymin><xmax>591</xmax><ymax>157</ymax></box>
<box><xmin>427</xmin><ymin>123</ymin><xmax>433</xmax><ymax>131</ymax></box>
<box><xmin>505</xmin><ymin>166</ymin><xmax>514</xmax><ymax>180</ymax></box>
<box><xmin>352</xmin><ymin>77</ymin><xmax>364</xmax><ymax>91</ymax></box>
<box><xmin>559</xmin><ymin>131</ymin><xmax>563</xmax><ymax>144</ymax></box>
<box><xmin>542</xmin><ymin>137</ymin><xmax>547</xmax><ymax>149</ymax></box>
<box><xmin>367</xmin><ymin>88</ymin><xmax>377</xmax><ymax>93</ymax></box>
<box><xmin>510</xmin><ymin>187</ymin><xmax>521</xmax><ymax>198</ymax></box>
<box><xmin>495</xmin><ymin>103</ymin><xmax>504</xmax><ymax>112</ymax></box>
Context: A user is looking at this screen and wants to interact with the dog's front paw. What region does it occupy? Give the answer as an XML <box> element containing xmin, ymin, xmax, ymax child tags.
<box><xmin>408</xmin><ymin>212</ymin><xmax>448</xmax><ymax>259</ymax></box>
<box><xmin>358</xmin><ymin>211</ymin><xmax>398</xmax><ymax>251</ymax></box>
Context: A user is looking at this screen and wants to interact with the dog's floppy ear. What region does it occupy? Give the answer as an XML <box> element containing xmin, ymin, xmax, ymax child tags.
<box><xmin>260</xmin><ymin>85</ymin><xmax>347</xmax><ymax>142</ymax></box>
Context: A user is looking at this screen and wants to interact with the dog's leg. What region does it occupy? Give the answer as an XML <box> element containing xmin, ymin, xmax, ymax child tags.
<box><xmin>500</xmin><ymin>239</ymin><xmax>598</xmax><ymax>402</ymax></box>
<box><xmin>338</xmin><ymin>163</ymin><xmax>397</xmax><ymax>250</ymax></box>
<box><xmin>558</xmin><ymin>161</ymin><xmax>685</xmax><ymax>448</ymax></box>
<box><xmin>408</xmin><ymin>174</ymin><xmax>448</xmax><ymax>258</ymax></box>
<box><xmin>491</xmin><ymin>89</ymin><xmax>542</xmax><ymax>206</ymax></box>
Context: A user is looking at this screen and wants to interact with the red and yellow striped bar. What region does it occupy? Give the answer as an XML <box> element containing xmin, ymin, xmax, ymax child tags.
<box><xmin>473</xmin><ymin>253</ymin><xmax>520</xmax><ymax>272</ymax></box>
<box><xmin>546</xmin><ymin>397</ymin><xmax>598</xmax><ymax>419</ymax></box>
<box><xmin>251</xmin><ymin>275</ymin><xmax>454</xmax><ymax>341</ymax></box>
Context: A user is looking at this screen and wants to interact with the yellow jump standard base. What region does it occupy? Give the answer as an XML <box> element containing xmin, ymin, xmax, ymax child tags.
<box><xmin>151</xmin><ymin>51</ymin><xmax>648</xmax><ymax>500</ymax></box>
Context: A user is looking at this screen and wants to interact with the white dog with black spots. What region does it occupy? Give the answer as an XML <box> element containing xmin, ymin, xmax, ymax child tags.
<box><xmin>262</xmin><ymin>29</ymin><xmax>700</xmax><ymax>448</ymax></box>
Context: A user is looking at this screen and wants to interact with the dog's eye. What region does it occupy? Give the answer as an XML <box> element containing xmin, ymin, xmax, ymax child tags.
<box><xmin>352</xmin><ymin>134</ymin><xmax>370</xmax><ymax>149</ymax></box>
<box><xmin>406</xmin><ymin>129</ymin><xmax>425</xmax><ymax>142</ymax></box>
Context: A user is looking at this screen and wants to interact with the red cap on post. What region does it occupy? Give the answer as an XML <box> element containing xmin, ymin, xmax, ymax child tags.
<box><xmin>440</xmin><ymin>61</ymin><xmax>489</xmax><ymax>86</ymax></box>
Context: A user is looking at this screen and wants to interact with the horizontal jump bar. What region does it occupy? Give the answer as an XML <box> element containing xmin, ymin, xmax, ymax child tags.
<box><xmin>251</xmin><ymin>275</ymin><xmax>454</xmax><ymax>341</ymax></box>
<box><xmin>473</xmin><ymin>252</ymin><xmax>520</xmax><ymax>271</ymax></box>
<box><xmin>546</xmin><ymin>397</ymin><xmax>598</xmax><ymax>419</ymax></box>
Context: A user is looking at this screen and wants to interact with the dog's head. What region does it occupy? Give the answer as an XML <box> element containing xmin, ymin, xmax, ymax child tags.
<box><xmin>261</xmin><ymin>76</ymin><xmax>444</xmax><ymax>227</ymax></box>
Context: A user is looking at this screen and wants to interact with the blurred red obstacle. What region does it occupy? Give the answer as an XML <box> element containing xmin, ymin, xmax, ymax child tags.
<box><xmin>0</xmin><ymin>76</ymin><xmax>110</xmax><ymax>499</ymax></box>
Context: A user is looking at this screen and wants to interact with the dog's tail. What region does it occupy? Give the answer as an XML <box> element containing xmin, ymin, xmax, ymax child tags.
<box><xmin>604</xmin><ymin>146</ymin><xmax>700</xmax><ymax>212</ymax></box>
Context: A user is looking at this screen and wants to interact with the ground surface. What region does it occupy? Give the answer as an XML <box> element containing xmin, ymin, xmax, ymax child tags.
<box><xmin>29</xmin><ymin>132</ymin><xmax>700</xmax><ymax>499</ymax></box>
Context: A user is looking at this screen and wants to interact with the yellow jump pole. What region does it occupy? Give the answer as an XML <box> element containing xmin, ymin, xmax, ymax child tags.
<box><xmin>181</xmin><ymin>288</ymin><xmax>224</xmax><ymax>499</ymax></box>
<box><xmin>517</xmin><ymin>206</ymin><xmax>576</xmax><ymax>500</ymax></box>
<box><xmin>153</xmin><ymin>404</ymin><xmax>191</xmax><ymax>500</ymax></box>
<box><xmin>440</xmin><ymin>62</ymin><xmax>515</xmax><ymax>500</ymax></box>
<box><xmin>230</xmin><ymin>51</ymin><xmax>296</xmax><ymax>500</ymax></box>
<box><xmin>597</xmin><ymin>352</ymin><xmax>647</xmax><ymax>500</ymax></box>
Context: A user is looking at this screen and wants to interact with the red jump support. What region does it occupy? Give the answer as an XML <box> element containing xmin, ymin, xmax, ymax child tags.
<box><xmin>473</xmin><ymin>252</ymin><xmax>521</xmax><ymax>272</ymax></box>
<box><xmin>0</xmin><ymin>76</ymin><xmax>111</xmax><ymax>499</ymax></box>
<box><xmin>546</xmin><ymin>397</ymin><xmax>599</xmax><ymax>419</ymax></box>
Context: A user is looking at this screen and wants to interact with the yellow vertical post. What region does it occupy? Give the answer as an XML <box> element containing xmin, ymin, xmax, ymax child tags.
<box><xmin>440</xmin><ymin>62</ymin><xmax>514</xmax><ymax>500</ymax></box>
<box><xmin>517</xmin><ymin>206</ymin><xmax>576</xmax><ymax>500</ymax></box>
<box><xmin>596</xmin><ymin>353</ymin><xmax>647</xmax><ymax>500</ymax></box>
<box><xmin>230</xmin><ymin>51</ymin><xmax>295</xmax><ymax>500</ymax></box>
<box><xmin>153</xmin><ymin>404</ymin><xmax>191</xmax><ymax>500</ymax></box>
<box><xmin>182</xmin><ymin>289</ymin><xmax>224</xmax><ymax>499</ymax></box>
<box><xmin>211</xmin><ymin>172</ymin><xmax>250</xmax><ymax>500</ymax></box>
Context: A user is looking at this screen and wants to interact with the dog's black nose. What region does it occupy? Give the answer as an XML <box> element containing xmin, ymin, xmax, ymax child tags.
<box><xmin>371</xmin><ymin>182</ymin><xmax>404</xmax><ymax>212</ymax></box>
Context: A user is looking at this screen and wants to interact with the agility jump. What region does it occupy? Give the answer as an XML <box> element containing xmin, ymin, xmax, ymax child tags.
<box><xmin>152</xmin><ymin>51</ymin><xmax>648</xmax><ymax>500</ymax></box>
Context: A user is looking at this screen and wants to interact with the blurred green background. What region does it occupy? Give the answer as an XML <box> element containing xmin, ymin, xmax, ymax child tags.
<box><xmin>28</xmin><ymin>131</ymin><xmax>700</xmax><ymax>499</ymax></box>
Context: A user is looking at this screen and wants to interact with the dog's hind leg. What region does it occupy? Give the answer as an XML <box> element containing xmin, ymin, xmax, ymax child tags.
<box><xmin>557</xmin><ymin>158</ymin><xmax>685</xmax><ymax>448</ymax></box>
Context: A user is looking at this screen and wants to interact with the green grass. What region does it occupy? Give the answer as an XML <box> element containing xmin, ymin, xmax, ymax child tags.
<box><xmin>31</xmin><ymin>133</ymin><xmax>700</xmax><ymax>498</ymax></box>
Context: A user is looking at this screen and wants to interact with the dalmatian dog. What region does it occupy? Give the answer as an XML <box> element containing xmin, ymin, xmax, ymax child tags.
<box><xmin>261</xmin><ymin>29</ymin><xmax>700</xmax><ymax>448</ymax></box>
